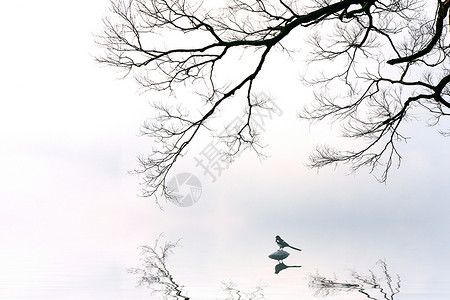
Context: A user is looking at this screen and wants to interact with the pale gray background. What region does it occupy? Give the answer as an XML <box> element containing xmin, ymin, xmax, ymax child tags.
<box><xmin>1</xmin><ymin>1</ymin><xmax>449</xmax><ymax>299</ymax></box>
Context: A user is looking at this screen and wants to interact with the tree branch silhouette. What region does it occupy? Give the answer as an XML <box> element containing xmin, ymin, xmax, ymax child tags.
<box><xmin>97</xmin><ymin>0</ymin><xmax>450</xmax><ymax>201</ymax></box>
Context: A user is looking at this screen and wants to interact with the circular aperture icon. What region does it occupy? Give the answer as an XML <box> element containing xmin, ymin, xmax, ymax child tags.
<box><xmin>167</xmin><ymin>173</ymin><xmax>202</xmax><ymax>207</ymax></box>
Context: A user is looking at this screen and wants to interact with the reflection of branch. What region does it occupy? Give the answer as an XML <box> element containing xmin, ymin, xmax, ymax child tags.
<box><xmin>309</xmin><ymin>260</ymin><xmax>401</xmax><ymax>299</ymax></box>
<box><xmin>128</xmin><ymin>237</ymin><xmax>266</xmax><ymax>299</ymax></box>
<box><xmin>309</xmin><ymin>275</ymin><xmax>361</xmax><ymax>297</ymax></box>
<box><xmin>222</xmin><ymin>281</ymin><xmax>266</xmax><ymax>300</ymax></box>
<box><xmin>127</xmin><ymin>237</ymin><xmax>190</xmax><ymax>299</ymax></box>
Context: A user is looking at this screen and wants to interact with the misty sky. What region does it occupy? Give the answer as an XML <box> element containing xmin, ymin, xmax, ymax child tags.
<box><xmin>1</xmin><ymin>1</ymin><xmax>449</xmax><ymax>299</ymax></box>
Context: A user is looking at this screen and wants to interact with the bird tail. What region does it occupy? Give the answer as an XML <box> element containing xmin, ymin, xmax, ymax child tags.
<box><xmin>289</xmin><ymin>245</ymin><xmax>302</xmax><ymax>251</ymax></box>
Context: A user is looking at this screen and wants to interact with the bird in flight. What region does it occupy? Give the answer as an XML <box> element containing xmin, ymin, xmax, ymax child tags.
<box><xmin>276</xmin><ymin>235</ymin><xmax>302</xmax><ymax>251</ymax></box>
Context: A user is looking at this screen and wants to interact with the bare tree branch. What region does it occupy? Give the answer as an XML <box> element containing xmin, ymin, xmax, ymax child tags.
<box><xmin>96</xmin><ymin>0</ymin><xmax>449</xmax><ymax>202</ymax></box>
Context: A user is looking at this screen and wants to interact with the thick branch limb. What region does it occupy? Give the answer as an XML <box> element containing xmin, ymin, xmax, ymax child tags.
<box><xmin>97</xmin><ymin>0</ymin><xmax>449</xmax><ymax>200</ymax></box>
<box><xmin>387</xmin><ymin>0</ymin><xmax>450</xmax><ymax>64</ymax></box>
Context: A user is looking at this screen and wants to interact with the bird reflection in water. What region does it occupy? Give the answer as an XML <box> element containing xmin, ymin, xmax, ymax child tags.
<box><xmin>309</xmin><ymin>259</ymin><xmax>401</xmax><ymax>299</ymax></box>
<box><xmin>274</xmin><ymin>262</ymin><xmax>302</xmax><ymax>274</ymax></box>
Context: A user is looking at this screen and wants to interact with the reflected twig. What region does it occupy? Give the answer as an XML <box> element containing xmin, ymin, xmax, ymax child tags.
<box><xmin>309</xmin><ymin>260</ymin><xmax>400</xmax><ymax>299</ymax></box>
<box><xmin>128</xmin><ymin>236</ymin><xmax>266</xmax><ymax>299</ymax></box>
<box><xmin>127</xmin><ymin>236</ymin><xmax>190</xmax><ymax>299</ymax></box>
<box><xmin>222</xmin><ymin>281</ymin><xmax>266</xmax><ymax>300</ymax></box>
